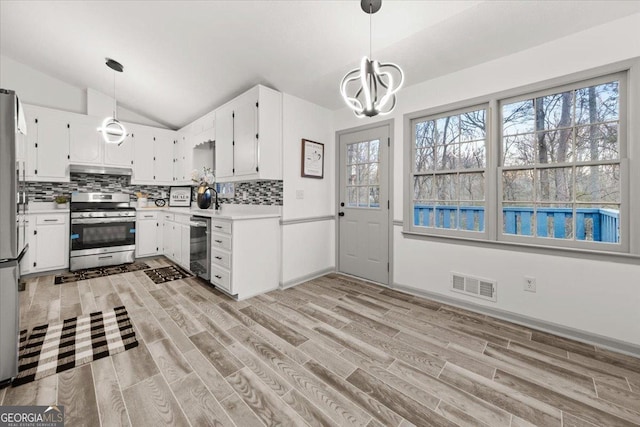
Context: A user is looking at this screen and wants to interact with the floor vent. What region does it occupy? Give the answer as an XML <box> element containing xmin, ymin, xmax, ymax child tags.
<box><xmin>450</xmin><ymin>272</ymin><xmax>497</xmax><ymax>302</ymax></box>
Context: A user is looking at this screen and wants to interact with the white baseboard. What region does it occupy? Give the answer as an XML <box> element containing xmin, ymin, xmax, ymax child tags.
<box><xmin>279</xmin><ymin>267</ymin><xmax>336</xmax><ymax>290</ymax></box>
<box><xmin>392</xmin><ymin>282</ymin><xmax>640</xmax><ymax>358</ymax></box>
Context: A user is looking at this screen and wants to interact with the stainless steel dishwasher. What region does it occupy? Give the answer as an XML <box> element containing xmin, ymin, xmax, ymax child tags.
<box><xmin>189</xmin><ymin>216</ymin><xmax>210</xmax><ymax>281</ymax></box>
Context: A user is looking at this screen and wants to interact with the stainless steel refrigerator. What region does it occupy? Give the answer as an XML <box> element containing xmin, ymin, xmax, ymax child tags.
<box><xmin>0</xmin><ymin>89</ymin><xmax>28</xmax><ymax>387</ymax></box>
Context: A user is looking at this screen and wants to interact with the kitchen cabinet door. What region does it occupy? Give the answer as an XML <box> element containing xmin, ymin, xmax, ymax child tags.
<box><xmin>135</xmin><ymin>218</ymin><xmax>158</xmax><ymax>257</ymax></box>
<box><xmin>154</xmin><ymin>132</ymin><xmax>174</xmax><ymax>184</ymax></box>
<box><xmin>180</xmin><ymin>224</ymin><xmax>190</xmax><ymax>270</ymax></box>
<box><xmin>214</xmin><ymin>103</ymin><xmax>234</xmax><ymax>179</ymax></box>
<box><xmin>162</xmin><ymin>220</ymin><xmax>172</xmax><ymax>257</ymax></box>
<box><xmin>233</xmin><ymin>91</ymin><xmax>258</xmax><ymax>178</ymax></box>
<box><xmin>69</xmin><ymin>115</ymin><xmax>102</xmax><ymax>165</ymax></box>
<box><xmin>104</xmin><ymin>131</ymin><xmax>134</xmax><ymax>167</ymax></box>
<box><xmin>171</xmin><ymin>223</ymin><xmax>182</xmax><ymax>264</ymax></box>
<box><xmin>23</xmin><ymin>106</ymin><xmax>69</xmax><ymax>182</ymax></box>
<box><xmin>132</xmin><ymin>130</ymin><xmax>154</xmax><ymax>183</ymax></box>
<box><xmin>35</xmin><ymin>223</ymin><xmax>68</xmax><ymax>271</ymax></box>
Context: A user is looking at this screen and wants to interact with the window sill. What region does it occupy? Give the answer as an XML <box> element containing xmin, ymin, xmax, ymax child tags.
<box><xmin>399</xmin><ymin>228</ymin><xmax>640</xmax><ymax>265</ymax></box>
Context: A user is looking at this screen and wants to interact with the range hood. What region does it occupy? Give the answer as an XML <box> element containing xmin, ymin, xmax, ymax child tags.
<box><xmin>70</xmin><ymin>164</ymin><xmax>132</xmax><ymax>176</ymax></box>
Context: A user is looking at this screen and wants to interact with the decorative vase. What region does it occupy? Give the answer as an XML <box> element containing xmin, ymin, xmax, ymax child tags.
<box><xmin>56</xmin><ymin>203</ymin><xmax>68</xmax><ymax>209</ymax></box>
<box><xmin>196</xmin><ymin>183</ymin><xmax>212</xmax><ymax>209</ymax></box>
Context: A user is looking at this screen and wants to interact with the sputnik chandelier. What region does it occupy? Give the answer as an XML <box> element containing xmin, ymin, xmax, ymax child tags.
<box><xmin>97</xmin><ymin>58</ymin><xmax>127</xmax><ymax>145</ymax></box>
<box><xmin>340</xmin><ymin>0</ymin><xmax>404</xmax><ymax>118</ymax></box>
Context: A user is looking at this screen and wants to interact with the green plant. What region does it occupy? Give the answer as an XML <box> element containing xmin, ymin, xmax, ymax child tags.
<box><xmin>54</xmin><ymin>195</ymin><xmax>69</xmax><ymax>204</ymax></box>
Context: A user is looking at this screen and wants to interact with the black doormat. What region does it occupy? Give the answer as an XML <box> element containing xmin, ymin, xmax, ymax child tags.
<box><xmin>144</xmin><ymin>265</ymin><xmax>192</xmax><ymax>284</ymax></box>
<box><xmin>13</xmin><ymin>306</ymin><xmax>138</xmax><ymax>387</ymax></box>
<box><xmin>54</xmin><ymin>262</ymin><xmax>150</xmax><ymax>285</ymax></box>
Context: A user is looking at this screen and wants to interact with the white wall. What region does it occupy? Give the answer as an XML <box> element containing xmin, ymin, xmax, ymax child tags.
<box><xmin>1</xmin><ymin>55</ymin><xmax>168</xmax><ymax>128</ymax></box>
<box><xmin>333</xmin><ymin>14</ymin><xmax>640</xmax><ymax>348</ymax></box>
<box><xmin>281</xmin><ymin>94</ymin><xmax>335</xmax><ymax>286</ymax></box>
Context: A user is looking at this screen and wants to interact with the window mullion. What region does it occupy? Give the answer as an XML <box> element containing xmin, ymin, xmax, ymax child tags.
<box><xmin>486</xmin><ymin>99</ymin><xmax>499</xmax><ymax>241</ymax></box>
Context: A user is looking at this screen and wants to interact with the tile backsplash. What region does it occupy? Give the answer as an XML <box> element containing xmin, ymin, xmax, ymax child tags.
<box><xmin>219</xmin><ymin>180</ymin><xmax>282</xmax><ymax>206</ymax></box>
<box><xmin>26</xmin><ymin>174</ymin><xmax>283</xmax><ymax>206</ymax></box>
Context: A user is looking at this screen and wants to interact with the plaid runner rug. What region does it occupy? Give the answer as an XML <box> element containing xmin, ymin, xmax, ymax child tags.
<box><xmin>13</xmin><ymin>306</ymin><xmax>138</xmax><ymax>387</ymax></box>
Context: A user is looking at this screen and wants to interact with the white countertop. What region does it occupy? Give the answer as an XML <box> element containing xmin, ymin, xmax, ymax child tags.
<box><xmin>136</xmin><ymin>204</ymin><xmax>282</xmax><ymax>220</ymax></box>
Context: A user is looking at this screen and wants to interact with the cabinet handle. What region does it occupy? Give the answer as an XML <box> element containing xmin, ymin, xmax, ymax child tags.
<box><xmin>98</xmin><ymin>255</ymin><xmax>113</xmax><ymax>260</ymax></box>
<box><xmin>214</xmin><ymin>275</ymin><xmax>222</xmax><ymax>279</ymax></box>
<box><xmin>214</xmin><ymin>256</ymin><xmax>222</xmax><ymax>260</ymax></box>
<box><xmin>143</xmin><ymin>215</ymin><xmax>154</xmax><ymax>218</ymax></box>
<box><xmin>214</xmin><ymin>225</ymin><xmax>223</xmax><ymax>229</ymax></box>
<box><xmin>214</xmin><ymin>240</ymin><xmax>222</xmax><ymax>243</ymax></box>
<box><xmin>43</xmin><ymin>219</ymin><xmax>59</xmax><ymax>222</ymax></box>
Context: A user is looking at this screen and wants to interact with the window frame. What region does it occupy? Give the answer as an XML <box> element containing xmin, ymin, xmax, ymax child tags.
<box><xmin>408</xmin><ymin>103</ymin><xmax>490</xmax><ymax>240</ymax></box>
<box><xmin>403</xmin><ymin>63</ymin><xmax>635</xmax><ymax>257</ymax></box>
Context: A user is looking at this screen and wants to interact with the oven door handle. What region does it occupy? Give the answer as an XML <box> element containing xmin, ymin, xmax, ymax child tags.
<box><xmin>71</xmin><ymin>218</ymin><xmax>135</xmax><ymax>224</ymax></box>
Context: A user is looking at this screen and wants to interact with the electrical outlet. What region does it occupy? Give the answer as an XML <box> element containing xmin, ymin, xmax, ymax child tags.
<box><xmin>524</xmin><ymin>276</ymin><xmax>536</xmax><ymax>292</ymax></box>
<box><xmin>242</xmin><ymin>191</ymin><xmax>248</xmax><ymax>201</ymax></box>
<box><xmin>296</xmin><ymin>190</ymin><xmax>304</xmax><ymax>200</ymax></box>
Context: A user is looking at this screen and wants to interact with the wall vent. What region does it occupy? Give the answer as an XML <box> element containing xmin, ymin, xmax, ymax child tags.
<box><xmin>450</xmin><ymin>272</ymin><xmax>497</xmax><ymax>302</ymax></box>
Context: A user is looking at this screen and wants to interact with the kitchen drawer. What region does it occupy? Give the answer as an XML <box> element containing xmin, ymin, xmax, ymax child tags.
<box><xmin>210</xmin><ymin>264</ymin><xmax>231</xmax><ymax>293</ymax></box>
<box><xmin>211</xmin><ymin>248</ymin><xmax>231</xmax><ymax>269</ymax></box>
<box><xmin>211</xmin><ymin>232</ymin><xmax>232</xmax><ymax>251</ymax></box>
<box><xmin>36</xmin><ymin>214</ymin><xmax>67</xmax><ymax>225</ymax></box>
<box><xmin>211</xmin><ymin>219</ymin><xmax>231</xmax><ymax>234</ymax></box>
<box><xmin>137</xmin><ymin>211</ymin><xmax>158</xmax><ymax>220</ymax></box>
<box><xmin>161</xmin><ymin>213</ymin><xmax>174</xmax><ymax>221</ymax></box>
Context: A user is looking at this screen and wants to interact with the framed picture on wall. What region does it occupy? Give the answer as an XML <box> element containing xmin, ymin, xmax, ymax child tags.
<box><xmin>301</xmin><ymin>139</ymin><xmax>324</xmax><ymax>179</ymax></box>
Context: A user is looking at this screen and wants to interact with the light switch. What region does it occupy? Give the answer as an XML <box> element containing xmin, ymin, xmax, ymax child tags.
<box><xmin>296</xmin><ymin>190</ymin><xmax>304</xmax><ymax>200</ymax></box>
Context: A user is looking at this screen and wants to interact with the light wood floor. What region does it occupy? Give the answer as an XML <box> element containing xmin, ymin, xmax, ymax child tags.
<box><xmin>2</xmin><ymin>257</ymin><xmax>640</xmax><ymax>427</ymax></box>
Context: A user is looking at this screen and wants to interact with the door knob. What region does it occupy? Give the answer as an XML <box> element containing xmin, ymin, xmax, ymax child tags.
<box><xmin>338</xmin><ymin>212</ymin><xmax>345</xmax><ymax>217</ymax></box>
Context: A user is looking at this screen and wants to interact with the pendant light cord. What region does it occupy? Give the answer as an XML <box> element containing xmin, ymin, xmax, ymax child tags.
<box><xmin>112</xmin><ymin>71</ymin><xmax>117</xmax><ymax>119</ymax></box>
<box><xmin>369</xmin><ymin>2</ymin><xmax>372</xmax><ymax>59</ymax></box>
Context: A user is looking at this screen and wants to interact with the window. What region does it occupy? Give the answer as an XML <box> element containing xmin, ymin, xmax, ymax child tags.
<box><xmin>411</xmin><ymin>106</ymin><xmax>487</xmax><ymax>235</ymax></box>
<box><xmin>347</xmin><ymin>139</ymin><xmax>380</xmax><ymax>208</ymax></box>
<box><xmin>500</xmin><ymin>77</ymin><xmax>623</xmax><ymax>248</ymax></box>
<box><xmin>405</xmin><ymin>70</ymin><xmax>628</xmax><ymax>254</ymax></box>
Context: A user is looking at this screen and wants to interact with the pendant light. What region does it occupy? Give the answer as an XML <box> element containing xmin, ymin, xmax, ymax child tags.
<box><xmin>97</xmin><ymin>58</ymin><xmax>127</xmax><ymax>145</ymax></box>
<box><xmin>340</xmin><ymin>0</ymin><xmax>404</xmax><ymax>118</ymax></box>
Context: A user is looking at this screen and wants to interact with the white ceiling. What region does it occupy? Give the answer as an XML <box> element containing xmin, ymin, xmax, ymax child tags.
<box><xmin>2</xmin><ymin>1</ymin><xmax>639</xmax><ymax>129</ymax></box>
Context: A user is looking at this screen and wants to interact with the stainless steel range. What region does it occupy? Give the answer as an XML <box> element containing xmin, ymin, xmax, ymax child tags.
<box><xmin>70</xmin><ymin>193</ymin><xmax>136</xmax><ymax>271</ymax></box>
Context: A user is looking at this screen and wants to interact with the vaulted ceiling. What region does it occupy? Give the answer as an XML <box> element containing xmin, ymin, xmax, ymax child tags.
<box><xmin>2</xmin><ymin>1</ymin><xmax>638</xmax><ymax>129</ymax></box>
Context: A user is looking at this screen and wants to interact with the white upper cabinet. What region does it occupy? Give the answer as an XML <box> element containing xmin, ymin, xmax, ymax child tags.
<box><xmin>215</xmin><ymin>102</ymin><xmax>235</xmax><ymax>179</ymax></box>
<box><xmin>69</xmin><ymin>115</ymin><xmax>102</xmax><ymax>165</ymax></box>
<box><xmin>131</xmin><ymin>126</ymin><xmax>176</xmax><ymax>185</ymax></box>
<box><xmin>131</xmin><ymin>128</ymin><xmax>155</xmax><ymax>183</ymax></box>
<box><xmin>68</xmin><ymin>114</ymin><xmax>133</xmax><ymax>167</ymax></box>
<box><xmin>233</xmin><ymin>88</ymin><xmax>259</xmax><ymax>177</ymax></box>
<box><xmin>23</xmin><ymin>105</ymin><xmax>70</xmax><ymax>182</ymax></box>
<box><xmin>104</xmin><ymin>130</ymin><xmax>134</xmax><ymax>167</ymax></box>
<box><xmin>155</xmin><ymin>129</ymin><xmax>175</xmax><ymax>184</ymax></box>
<box><xmin>213</xmin><ymin>85</ymin><xmax>282</xmax><ymax>182</ymax></box>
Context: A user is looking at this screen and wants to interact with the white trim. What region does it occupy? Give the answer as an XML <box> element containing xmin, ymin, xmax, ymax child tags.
<box><xmin>403</xmin><ymin>59</ymin><xmax>638</xmax><ymax>255</ymax></box>
<box><xmin>392</xmin><ymin>281</ymin><xmax>640</xmax><ymax>358</ymax></box>
<box><xmin>280</xmin><ymin>215</ymin><xmax>335</xmax><ymax>226</ymax></box>
<box><xmin>279</xmin><ymin>267</ymin><xmax>335</xmax><ymax>289</ymax></box>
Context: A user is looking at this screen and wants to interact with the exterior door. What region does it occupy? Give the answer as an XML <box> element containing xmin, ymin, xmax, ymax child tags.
<box><xmin>338</xmin><ymin>125</ymin><xmax>389</xmax><ymax>285</ymax></box>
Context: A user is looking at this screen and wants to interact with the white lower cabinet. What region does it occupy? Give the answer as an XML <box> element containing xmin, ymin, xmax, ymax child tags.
<box><xmin>210</xmin><ymin>217</ymin><xmax>279</xmax><ymax>300</ymax></box>
<box><xmin>161</xmin><ymin>213</ymin><xmax>190</xmax><ymax>270</ymax></box>
<box><xmin>24</xmin><ymin>213</ymin><xmax>69</xmax><ymax>274</ymax></box>
<box><xmin>135</xmin><ymin>211</ymin><xmax>161</xmax><ymax>258</ymax></box>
